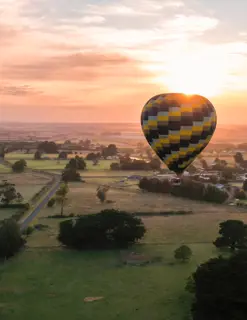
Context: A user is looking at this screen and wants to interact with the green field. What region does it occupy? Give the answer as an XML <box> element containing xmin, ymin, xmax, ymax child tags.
<box><xmin>0</xmin><ymin>208</ymin><xmax>18</xmax><ymax>221</ymax></box>
<box><xmin>0</xmin><ymin>243</ymin><xmax>217</xmax><ymax>320</ymax></box>
<box><xmin>0</xmin><ymin>178</ymin><xmax>243</xmax><ymax>319</ymax></box>
<box><xmin>5</xmin><ymin>153</ymin><xmax>86</xmax><ymax>160</ymax></box>
<box><xmin>0</xmin><ymin>164</ymin><xmax>11</xmax><ymax>173</ymax></box>
<box><xmin>0</xmin><ymin>172</ymin><xmax>52</xmax><ymax>222</ymax></box>
<box><xmin>0</xmin><ymin>151</ymin><xmax>243</xmax><ymax>319</ymax></box>
<box><xmin>7</xmin><ymin>159</ymin><xmax>115</xmax><ymax>171</ymax></box>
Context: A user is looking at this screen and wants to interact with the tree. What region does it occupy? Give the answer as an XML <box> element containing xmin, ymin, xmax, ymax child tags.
<box><xmin>34</xmin><ymin>150</ymin><xmax>42</xmax><ymax>160</ymax></box>
<box><xmin>174</xmin><ymin>245</ymin><xmax>192</xmax><ymax>263</ymax></box>
<box><xmin>12</xmin><ymin>159</ymin><xmax>27</xmax><ymax>173</ymax></box>
<box><xmin>55</xmin><ymin>183</ymin><xmax>69</xmax><ymax>216</ymax></box>
<box><xmin>213</xmin><ymin>220</ymin><xmax>247</xmax><ymax>251</ymax></box>
<box><xmin>86</xmin><ymin>152</ymin><xmax>100</xmax><ymax>161</ymax></box>
<box><xmin>119</xmin><ymin>154</ymin><xmax>131</xmax><ymax>165</ymax></box>
<box><xmin>62</xmin><ymin>168</ymin><xmax>81</xmax><ymax>182</ymax></box>
<box><xmin>243</xmin><ymin>180</ymin><xmax>247</xmax><ymax>192</ymax></box>
<box><xmin>0</xmin><ymin>181</ymin><xmax>19</xmax><ymax>204</ymax></box>
<box><xmin>47</xmin><ymin>198</ymin><xmax>56</xmax><ymax>208</ymax></box>
<box><xmin>101</xmin><ymin>144</ymin><xmax>118</xmax><ymax>159</ymax></box>
<box><xmin>58</xmin><ymin>152</ymin><xmax>68</xmax><ymax>160</ymax></box>
<box><xmin>58</xmin><ymin>209</ymin><xmax>146</xmax><ymax>249</ymax></box>
<box><xmin>0</xmin><ymin>145</ymin><xmax>6</xmax><ymax>159</ymax></box>
<box><xmin>38</xmin><ymin>141</ymin><xmax>58</xmax><ymax>154</ymax></box>
<box><xmin>96</xmin><ymin>185</ymin><xmax>110</xmax><ymax>203</ymax></box>
<box><xmin>0</xmin><ymin>219</ymin><xmax>25</xmax><ymax>259</ymax></box>
<box><xmin>79</xmin><ymin>139</ymin><xmax>91</xmax><ymax>149</ymax></box>
<box><xmin>66</xmin><ymin>156</ymin><xmax>86</xmax><ymax>170</ymax></box>
<box><xmin>200</xmin><ymin>159</ymin><xmax>208</xmax><ymax>170</ymax></box>
<box><xmin>110</xmin><ymin>162</ymin><xmax>120</xmax><ymax>170</ymax></box>
<box><xmin>187</xmin><ymin>251</ymin><xmax>247</xmax><ymax>320</ymax></box>
<box><xmin>234</xmin><ymin>152</ymin><xmax>244</xmax><ymax>165</ymax></box>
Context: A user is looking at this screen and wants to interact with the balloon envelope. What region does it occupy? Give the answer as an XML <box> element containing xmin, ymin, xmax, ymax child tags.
<box><xmin>141</xmin><ymin>93</ymin><xmax>217</xmax><ymax>175</ymax></box>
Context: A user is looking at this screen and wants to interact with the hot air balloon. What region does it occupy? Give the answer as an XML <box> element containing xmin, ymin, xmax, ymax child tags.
<box><xmin>141</xmin><ymin>93</ymin><xmax>217</xmax><ymax>181</ymax></box>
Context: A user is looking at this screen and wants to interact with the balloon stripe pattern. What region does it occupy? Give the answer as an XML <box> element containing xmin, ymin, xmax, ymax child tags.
<box><xmin>141</xmin><ymin>93</ymin><xmax>217</xmax><ymax>175</ymax></box>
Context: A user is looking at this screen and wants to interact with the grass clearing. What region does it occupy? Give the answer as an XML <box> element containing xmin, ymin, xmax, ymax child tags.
<box><xmin>0</xmin><ymin>244</ymin><xmax>217</xmax><ymax>320</ymax></box>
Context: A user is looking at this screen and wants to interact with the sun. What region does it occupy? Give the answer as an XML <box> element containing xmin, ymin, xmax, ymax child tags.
<box><xmin>152</xmin><ymin>52</ymin><xmax>229</xmax><ymax>97</ymax></box>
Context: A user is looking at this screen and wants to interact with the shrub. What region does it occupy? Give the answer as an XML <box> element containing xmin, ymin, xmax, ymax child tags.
<box><xmin>34</xmin><ymin>224</ymin><xmax>49</xmax><ymax>230</ymax></box>
<box><xmin>58</xmin><ymin>209</ymin><xmax>146</xmax><ymax>249</ymax></box>
<box><xmin>47</xmin><ymin>197</ymin><xmax>56</xmax><ymax>207</ymax></box>
<box><xmin>62</xmin><ymin>168</ymin><xmax>81</xmax><ymax>182</ymax></box>
<box><xmin>203</xmin><ymin>184</ymin><xmax>228</xmax><ymax>204</ymax></box>
<box><xmin>110</xmin><ymin>162</ymin><xmax>120</xmax><ymax>170</ymax></box>
<box><xmin>0</xmin><ymin>219</ymin><xmax>25</xmax><ymax>259</ymax></box>
<box><xmin>243</xmin><ymin>180</ymin><xmax>247</xmax><ymax>192</ymax></box>
<box><xmin>139</xmin><ymin>177</ymin><xmax>228</xmax><ymax>204</ymax></box>
<box><xmin>12</xmin><ymin>159</ymin><xmax>27</xmax><ymax>173</ymax></box>
<box><xmin>235</xmin><ymin>189</ymin><xmax>246</xmax><ymax>200</ymax></box>
<box><xmin>0</xmin><ymin>202</ymin><xmax>29</xmax><ymax>209</ymax></box>
<box><xmin>171</xmin><ymin>180</ymin><xmax>205</xmax><ymax>201</ymax></box>
<box><xmin>22</xmin><ymin>225</ymin><xmax>35</xmax><ymax>236</ymax></box>
<box><xmin>174</xmin><ymin>245</ymin><xmax>192</xmax><ymax>262</ymax></box>
<box><xmin>97</xmin><ymin>189</ymin><xmax>106</xmax><ymax>202</ymax></box>
<box><xmin>139</xmin><ymin>177</ymin><xmax>150</xmax><ymax>190</ymax></box>
<box><xmin>66</xmin><ymin>156</ymin><xmax>86</xmax><ymax>170</ymax></box>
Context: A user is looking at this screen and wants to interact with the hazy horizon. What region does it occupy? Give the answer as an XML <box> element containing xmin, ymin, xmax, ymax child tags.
<box><xmin>1</xmin><ymin>0</ymin><xmax>247</xmax><ymax>123</ymax></box>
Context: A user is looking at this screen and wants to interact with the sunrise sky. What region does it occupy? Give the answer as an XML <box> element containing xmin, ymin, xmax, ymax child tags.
<box><xmin>1</xmin><ymin>0</ymin><xmax>247</xmax><ymax>123</ymax></box>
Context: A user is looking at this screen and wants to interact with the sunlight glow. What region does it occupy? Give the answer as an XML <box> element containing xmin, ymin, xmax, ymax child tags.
<box><xmin>152</xmin><ymin>51</ymin><xmax>230</xmax><ymax>97</ymax></box>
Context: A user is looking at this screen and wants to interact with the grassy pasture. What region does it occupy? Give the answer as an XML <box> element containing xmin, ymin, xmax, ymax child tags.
<box><xmin>0</xmin><ymin>172</ymin><xmax>52</xmax><ymax>221</ymax></box>
<box><xmin>0</xmin><ymin>243</ymin><xmax>217</xmax><ymax>320</ymax></box>
<box><xmin>7</xmin><ymin>159</ymin><xmax>115</xmax><ymax>171</ymax></box>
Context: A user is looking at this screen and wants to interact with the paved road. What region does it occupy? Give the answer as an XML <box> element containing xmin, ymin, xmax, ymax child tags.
<box><xmin>20</xmin><ymin>179</ymin><xmax>61</xmax><ymax>231</ymax></box>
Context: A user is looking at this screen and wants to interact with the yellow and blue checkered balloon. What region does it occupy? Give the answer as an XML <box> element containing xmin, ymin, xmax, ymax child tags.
<box><xmin>141</xmin><ymin>93</ymin><xmax>217</xmax><ymax>176</ymax></box>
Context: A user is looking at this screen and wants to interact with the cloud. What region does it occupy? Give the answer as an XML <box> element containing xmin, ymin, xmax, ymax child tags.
<box><xmin>0</xmin><ymin>84</ymin><xmax>43</xmax><ymax>96</ymax></box>
<box><xmin>1</xmin><ymin>0</ymin><xmax>247</xmax><ymax>123</ymax></box>
<box><xmin>2</xmin><ymin>52</ymin><xmax>142</xmax><ymax>81</ymax></box>
<box><xmin>81</xmin><ymin>15</ymin><xmax>105</xmax><ymax>24</ymax></box>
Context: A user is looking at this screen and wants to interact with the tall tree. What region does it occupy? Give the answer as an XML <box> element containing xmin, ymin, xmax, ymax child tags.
<box><xmin>187</xmin><ymin>251</ymin><xmax>247</xmax><ymax>320</ymax></box>
<box><xmin>200</xmin><ymin>158</ymin><xmax>208</xmax><ymax>170</ymax></box>
<box><xmin>66</xmin><ymin>156</ymin><xmax>86</xmax><ymax>170</ymax></box>
<box><xmin>56</xmin><ymin>183</ymin><xmax>69</xmax><ymax>216</ymax></box>
<box><xmin>101</xmin><ymin>144</ymin><xmax>118</xmax><ymax>159</ymax></box>
<box><xmin>62</xmin><ymin>168</ymin><xmax>81</xmax><ymax>182</ymax></box>
<box><xmin>243</xmin><ymin>179</ymin><xmax>247</xmax><ymax>192</ymax></box>
<box><xmin>38</xmin><ymin>141</ymin><xmax>58</xmax><ymax>154</ymax></box>
<box><xmin>213</xmin><ymin>220</ymin><xmax>247</xmax><ymax>251</ymax></box>
<box><xmin>234</xmin><ymin>152</ymin><xmax>244</xmax><ymax>165</ymax></box>
<box><xmin>34</xmin><ymin>150</ymin><xmax>42</xmax><ymax>160</ymax></box>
